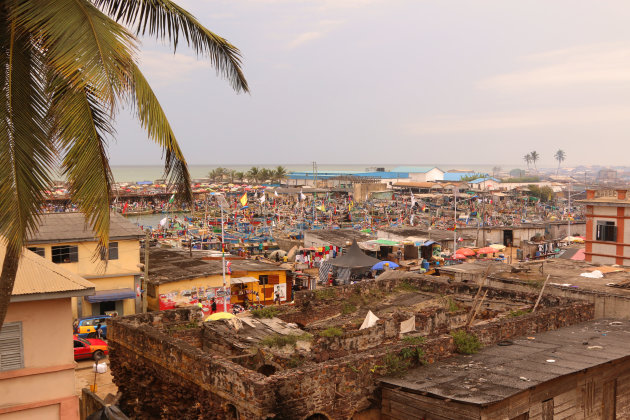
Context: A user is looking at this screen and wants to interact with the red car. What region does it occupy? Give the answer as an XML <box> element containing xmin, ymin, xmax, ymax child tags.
<box><xmin>73</xmin><ymin>334</ymin><xmax>108</xmax><ymax>360</ymax></box>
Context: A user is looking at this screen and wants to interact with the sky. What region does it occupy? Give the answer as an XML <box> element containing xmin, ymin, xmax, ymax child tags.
<box><xmin>109</xmin><ymin>0</ymin><xmax>630</xmax><ymax>169</ymax></box>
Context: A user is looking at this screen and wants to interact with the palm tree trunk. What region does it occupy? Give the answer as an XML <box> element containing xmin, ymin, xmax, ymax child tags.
<box><xmin>0</xmin><ymin>245</ymin><xmax>21</xmax><ymax>330</ymax></box>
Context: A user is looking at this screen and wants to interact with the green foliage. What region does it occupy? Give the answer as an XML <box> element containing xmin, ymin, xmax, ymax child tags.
<box><xmin>507</xmin><ymin>309</ymin><xmax>531</xmax><ymax>318</ymax></box>
<box><xmin>261</xmin><ymin>333</ymin><xmax>312</xmax><ymax>348</ymax></box>
<box><xmin>315</xmin><ymin>288</ymin><xmax>336</xmax><ymax>300</ymax></box>
<box><xmin>287</xmin><ymin>355</ymin><xmax>303</xmax><ymax>368</ymax></box>
<box><xmin>396</xmin><ymin>279</ymin><xmax>419</xmax><ymax>292</ymax></box>
<box><xmin>251</xmin><ymin>306</ymin><xmax>280</xmax><ymax>319</ymax></box>
<box><xmin>402</xmin><ymin>336</ymin><xmax>427</xmax><ymax>345</ymax></box>
<box><xmin>528</xmin><ymin>185</ymin><xmax>554</xmax><ymax>202</ymax></box>
<box><xmin>451</xmin><ymin>330</ymin><xmax>482</xmax><ymax>354</ymax></box>
<box><xmin>342</xmin><ymin>303</ymin><xmax>357</xmax><ymax>314</ymax></box>
<box><xmin>349</xmin><ymin>364</ymin><xmax>360</xmax><ymax>373</ymax></box>
<box><xmin>383</xmin><ymin>353</ymin><xmax>412</xmax><ymax>375</ymax></box>
<box><xmin>459</xmin><ymin>173</ymin><xmax>486</xmax><ymax>182</ymax></box>
<box><xmin>502</xmin><ymin>176</ymin><xmax>540</xmax><ymax>183</ymax></box>
<box><xmin>319</xmin><ymin>327</ymin><xmax>344</xmax><ymax>338</ymax></box>
<box><xmin>168</xmin><ymin>321</ymin><xmax>198</xmax><ymax>331</ymax></box>
<box><xmin>441</xmin><ymin>297</ymin><xmax>460</xmax><ymax>312</ymax></box>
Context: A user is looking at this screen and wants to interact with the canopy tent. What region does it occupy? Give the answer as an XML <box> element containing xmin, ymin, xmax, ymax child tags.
<box><xmin>372</xmin><ymin>261</ymin><xmax>399</xmax><ymax>270</ymax></box>
<box><xmin>330</xmin><ymin>240</ymin><xmax>381</xmax><ymax>269</ymax></box>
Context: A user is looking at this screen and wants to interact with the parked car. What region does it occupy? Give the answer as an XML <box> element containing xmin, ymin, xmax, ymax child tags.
<box><xmin>74</xmin><ymin>315</ymin><xmax>111</xmax><ymax>338</ymax></box>
<box><xmin>73</xmin><ymin>335</ymin><xmax>108</xmax><ymax>361</ymax></box>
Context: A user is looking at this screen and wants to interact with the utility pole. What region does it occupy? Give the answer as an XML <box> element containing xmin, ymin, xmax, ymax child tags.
<box><xmin>568</xmin><ymin>180</ymin><xmax>571</xmax><ymax>238</ymax></box>
<box><xmin>453</xmin><ymin>185</ymin><xmax>457</xmax><ymax>255</ymax></box>
<box><xmin>142</xmin><ymin>231</ymin><xmax>149</xmax><ymax>313</ymax></box>
<box><xmin>220</xmin><ymin>199</ymin><xmax>227</xmax><ymax>313</ymax></box>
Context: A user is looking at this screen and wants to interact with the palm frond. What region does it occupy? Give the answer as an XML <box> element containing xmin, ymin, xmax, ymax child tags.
<box><xmin>129</xmin><ymin>63</ymin><xmax>192</xmax><ymax>202</ymax></box>
<box><xmin>93</xmin><ymin>0</ymin><xmax>248</xmax><ymax>93</ymax></box>
<box><xmin>11</xmin><ymin>0</ymin><xmax>137</xmax><ymax>112</ymax></box>
<box><xmin>50</xmin><ymin>78</ymin><xmax>114</xmax><ymax>251</ymax></box>
<box><xmin>0</xmin><ymin>21</ymin><xmax>55</xmax><ymax>252</ymax></box>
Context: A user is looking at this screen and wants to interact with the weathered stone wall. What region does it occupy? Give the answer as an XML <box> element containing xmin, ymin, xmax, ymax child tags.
<box><xmin>109</xmin><ymin>292</ymin><xmax>594</xmax><ymax>420</ymax></box>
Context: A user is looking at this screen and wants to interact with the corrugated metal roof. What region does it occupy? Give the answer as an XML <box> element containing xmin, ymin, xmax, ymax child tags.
<box><xmin>443</xmin><ymin>172</ymin><xmax>486</xmax><ymax>181</ymax></box>
<box><xmin>4</xmin><ymin>244</ymin><xmax>94</xmax><ymax>298</ymax></box>
<box><xmin>391</xmin><ymin>166</ymin><xmax>441</xmax><ymax>174</ymax></box>
<box><xmin>27</xmin><ymin>212</ymin><xmax>144</xmax><ymax>244</ymax></box>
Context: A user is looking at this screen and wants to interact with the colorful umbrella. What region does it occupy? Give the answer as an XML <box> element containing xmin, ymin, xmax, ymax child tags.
<box><xmin>456</xmin><ymin>248</ymin><xmax>476</xmax><ymax>257</ymax></box>
<box><xmin>476</xmin><ymin>247</ymin><xmax>497</xmax><ymax>254</ymax></box>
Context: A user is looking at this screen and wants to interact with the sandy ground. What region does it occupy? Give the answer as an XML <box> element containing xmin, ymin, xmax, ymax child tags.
<box><xmin>75</xmin><ymin>357</ymin><xmax>118</xmax><ymax>400</ymax></box>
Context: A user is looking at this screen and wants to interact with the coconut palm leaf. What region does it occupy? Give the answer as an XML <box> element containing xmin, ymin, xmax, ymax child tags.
<box><xmin>128</xmin><ymin>63</ymin><xmax>192</xmax><ymax>201</ymax></box>
<box><xmin>11</xmin><ymin>0</ymin><xmax>137</xmax><ymax>111</ymax></box>
<box><xmin>94</xmin><ymin>0</ymin><xmax>248</xmax><ymax>93</ymax></box>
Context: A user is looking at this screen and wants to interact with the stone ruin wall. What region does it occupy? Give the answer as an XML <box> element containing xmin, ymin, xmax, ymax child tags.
<box><xmin>108</xmin><ymin>278</ymin><xmax>596</xmax><ymax>420</ymax></box>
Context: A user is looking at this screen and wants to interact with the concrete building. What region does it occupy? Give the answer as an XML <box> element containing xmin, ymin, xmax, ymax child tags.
<box><xmin>0</xmin><ymin>246</ymin><xmax>94</xmax><ymax>420</ymax></box>
<box><xmin>27</xmin><ymin>213</ymin><xmax>144</xmax><ymax>318</ymax></box>
<box><xmin>391</xmin><ymin>166</ymin><xmax>444</xmax><ymax>182</ymax></box>
<box><xmin>582</xmin><ymin>189</ymin><xmax>630</xmax><ymax>265</ymax></box>
<box><xmin>467</xmin><ymin>177</ymin><xmax>500</xmax><ymax>191</ymax></box>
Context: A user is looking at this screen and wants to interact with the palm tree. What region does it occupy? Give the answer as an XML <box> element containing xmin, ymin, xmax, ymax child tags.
<box><xmin>0</xmin><ymin>0</ymin><xmax>248</xmax><ymax>329</ymax></box>
<box><xmin>554</xmin><ymin>150</ymin><xmax>566</xmax><ymax>175</ymax></box>
<box><xmin>274</xmin><ymin>166</ymin><xmax>287</xmax><ymax>185</ymax></box>
<box><xmin>523</xmin><ymin>154</ymin><xmax>531</xmax><ymax>170</ymax></box>
<box><xmin>247</xmin><ymin>167</ymin><xmax>260</xmax><ymax>183</ymax></box>
<box><xmin>530</xmin><ymin>151</ymin><xmax>539</xmax><ymax>172</ymax></box>
<box><xmin>234</xmin><ymin>171</ymin><xmax>245</xmax><ymax>183</ymax></box>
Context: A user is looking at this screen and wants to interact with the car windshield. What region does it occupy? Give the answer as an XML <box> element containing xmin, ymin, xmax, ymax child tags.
<box><xmin>77</xmin><ymin>337</ymin><xmax>90</xmax><ymax>346</ymax></box>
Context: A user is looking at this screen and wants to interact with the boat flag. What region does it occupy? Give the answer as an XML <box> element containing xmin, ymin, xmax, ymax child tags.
<box><xmin>274</xmin><ymin>190</ymin><xmax>279</xmax><ymax>197</ymax></box>
<box><xmin>260</xmin><ymin>193</ymin><xmax>266</xmax><ymax>203</ymax></box>
<box><xmin>239</xmin><ymin>193</ymin><xmax>248</xmax><ymax>207</ymax></box>
<box><xmin>410</xmin><ymin>214</ymin><xmax>414</xmax><ymax>226</ymax></box>
<box><xmin>159</xmin><ymin>217</ymin><xmax>168</xmax><ymax>227</ymax></box>
<box><xmin>316</xmin><ymin>204</ymin><xmax>326</xmax><ymax>212</ymax></box>
<box><xmin>168</xmin><ymin>194</ymin><xmax>175</xmax><ymax>204</ymax></box>
<box><xmin>122</xmin><ymin>202</ymin><xmax>129</xmax><ymax>213</ymax></box>
<box><xmin>300</xmin><ymin>190</ymin><xmax>306</xmax><ymax>201</ymax></box>
<box><xmin>216</xmin><ymin>194</ymin><xmax>229</xmax><ymax>209</ymax></box>
<box><xmin>410</xmin><ymin>191</ymin><xmax>416</xmax><ymax>207</ymax></box>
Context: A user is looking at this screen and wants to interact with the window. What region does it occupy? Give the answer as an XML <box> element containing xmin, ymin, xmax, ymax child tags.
<box><xmin>596</xmin><ymin>221</ymin><xmax>617</xmax><ymax>242</ymax></box>
<box><xmin>100</xmin><ymin>242</ymin><xmax>119</xmax><ymax>261</ymax></box>
<box><xmin>259</xmin><ymin>275</ymin><xmax>269</xmax><ymax>285</ymax></box>
<box><xmin>27</xmin><ymin>247</ymin><xmax>45</xmax><ymax>258</ymax></box>
<box><xmin>52</xmin><ymin>245</ymin><xmax>78</xmax><ymax>263</ymax></box>
<box><xmin>0</xmin><ymin>322</ymin><xmax>24</xmax><ymax>371</ymax></box>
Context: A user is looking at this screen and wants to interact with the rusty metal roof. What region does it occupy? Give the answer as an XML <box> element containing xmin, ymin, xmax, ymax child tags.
<box><xmin>381</xmin><ymin>319</ymin><xmax>630</xmax><ymax>406</ymax></box>
<box><xmin>5</xmin><ymin>245</ymin><xmax>94</xmax><ymax>301</ymax></box>
<box><xmin>27</xmin><ymin>212</ymin><xmax>144</xmax><ymax>244</ymax></box>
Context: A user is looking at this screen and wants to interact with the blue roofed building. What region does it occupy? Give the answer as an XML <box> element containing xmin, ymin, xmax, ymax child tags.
<box><xmin>468</xmin><ymin>177</ymin><xmax>500</xmax><ymax>190</ymax></box>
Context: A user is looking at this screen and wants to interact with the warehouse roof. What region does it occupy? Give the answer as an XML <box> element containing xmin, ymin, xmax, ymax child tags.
<box><xmin>381</xmin><ymin>319</ymin><xmax>630</xmax><ymax>405</ymax></box>
<box><xmin>28</xmin><ymin>212</ymin><xmax>144</xmax><ymax>244</ymax></box>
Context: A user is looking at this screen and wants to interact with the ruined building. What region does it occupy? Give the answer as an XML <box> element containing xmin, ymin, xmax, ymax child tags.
<box><xmin>107</xmin><ymin>272</ymin><xmax>596</xmax><ymax>419</ymax></box>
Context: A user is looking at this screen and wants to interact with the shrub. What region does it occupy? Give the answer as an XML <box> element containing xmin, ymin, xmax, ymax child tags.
<box><xmin>319</xmin><ymin>327</ymin><xmax>344</xmax><ymax>338</ymax></box>
<box><xmin>342</xmin><ymin>303</ymin><xmax>357</xmax><ymax>314</ymax></box>
<box><xmin>315</xmin><ymin>288</ymin><xmax>336</xmax><ymax>300</ymax></box>
<box><xmin>451</xmin><ymin>330</ymin><xmax>482</xmax><ymax>354</ymax></box>
<box><xmin>507</xmin><ymin>309</ymin><xmax>531</xmax><ymax>318</ymax></box>
<box><xmin>396</xmin><ymin>279</ymin><xmax>419</xmax><ymax>292</ymax></box>
<box><xmin>251</xmin><ymin>306</ymin><xmax>279</xmax><ymax>319</ymax></box>
<box><xmin>402</xmin><ymin>336</ymin><xmax>426</xmax><ymax>345</ymax></box>
<box><xmin>261</xmin><ymin>333</ymin><xmax>312</xmax><ymax>348</ymax></box>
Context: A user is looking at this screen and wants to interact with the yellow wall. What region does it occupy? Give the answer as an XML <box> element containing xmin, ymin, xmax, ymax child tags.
<box><xmin>1</xmin><ymin>299</ymin><xmax>78</xmax><ymax>419</ymax></box>
<box><xmin>148</xmin><ymin>274</ymin><xmax>228</xmax><ymax>311</ymax></box>
<box><xmin>32</xmin><ymin>240</ymin><xmax>141</xmax><ymax>318</ymax></box>
<box><xmin>230</xmin><ymin>270</ymin><xmax>287</xmax><ymax>306</ymax></box>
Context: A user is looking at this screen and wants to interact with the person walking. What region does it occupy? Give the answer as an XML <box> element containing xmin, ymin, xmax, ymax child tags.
<box><xmin>274</xmin><ymin>291</ymin><xmax>281</xmax><ymax>305</ymax></box>
<box><xmin>211</xmin><ymin>298</ymin><xmax>217</xmax><ymax>314</ymax></box>
<box><xmin>95</xmin><ymin>323</ymin><xmax>103</xmax><ymax>339</ymax></box>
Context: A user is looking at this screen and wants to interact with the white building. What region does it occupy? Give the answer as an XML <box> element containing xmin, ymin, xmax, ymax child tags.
<box><xmin>391</xmin><ymin>166</ymin><xmax>444</xmax><ymax>183</ymax></box>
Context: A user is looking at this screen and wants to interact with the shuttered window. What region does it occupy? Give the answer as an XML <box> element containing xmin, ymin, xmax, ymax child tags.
<box><xmin>0</xmin><ymin>322</ymin><xmax>24</xmax><ymax>371</ymax></box>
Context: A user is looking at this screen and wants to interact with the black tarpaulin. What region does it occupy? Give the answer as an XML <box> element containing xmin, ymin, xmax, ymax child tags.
<box><xmin>329</xmin><ymin>240</ymin><xmax>381</xmax><ymax>269</ymax></box>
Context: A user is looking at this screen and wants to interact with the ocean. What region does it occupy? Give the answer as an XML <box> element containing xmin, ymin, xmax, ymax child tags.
<box><xmin>110</xmin><ymin>163</ymin><xmax>521</xmax><ymax>183</ymax></box>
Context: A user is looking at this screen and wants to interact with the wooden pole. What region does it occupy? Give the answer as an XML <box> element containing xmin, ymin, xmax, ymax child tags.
<box><xmin>468</xmin><ymin>290</ymin><xmax>488</xmax><ymax>326</ymax></box>
<box><xmin>143</xmin><ymin>231</ymin><xmax>149</xmax><ymax>313</ymax></box>
<box><xmin>532</xmin><ymin>274</ymin><xmax>551</xmax><ymax>312</ymax></box>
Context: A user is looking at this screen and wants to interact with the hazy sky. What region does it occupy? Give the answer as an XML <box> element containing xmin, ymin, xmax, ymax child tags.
<box><xmin>109</xmin><ymin>0</ymin><xmax>630</xmax><ymax>168</ymax></box>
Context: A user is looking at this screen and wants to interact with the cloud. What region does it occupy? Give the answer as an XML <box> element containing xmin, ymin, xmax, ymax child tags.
<box><xmin>404</xmin><ymin>106</ymin><xmax>630</xmax><ymax>135</ymax></box>
<box><xmin>288</xmin><ymin>31</ymin><xmax>325</xmax><ymax>49</ymax></box>
<box><xmin>287</xmin><ymin>19</ymin><xmax>344</xmax><ymax>49</ymax></box>
<box><xmin>477</xmin><ymin>43</ymin><xmax>630</xmax><ymax>90</ymax></box>
<box><xmin>138</xmin><ymin>51</ymin><xmax>211</xmax><ymax>86</ymax></box>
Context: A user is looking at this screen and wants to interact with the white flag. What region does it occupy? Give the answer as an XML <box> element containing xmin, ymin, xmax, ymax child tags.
<box><xmin>410</xmin><ymin>214</ymin><xmax>414</xmax><ymax>226</ymax></box>
<box><xmin>159</xmin><ymin>217</ymin><xmax>168</xmax><ymax>227</ymax></box>
<box><xmin>216</xmin><ymin>194</ymin><xmax>229</xmax><ymax>209</ymax></box>
<box><xmin>260</xmin><ymin>193</ymin><xmax>266</xmax><ymax>203</ymax></box>
<box><xmin>300</xmin><ymin>190</ymin><xmax>306</xmax><ymax>201</ymax></box>
<box><xmin>274</xmin><ymin>190</ymin><xmax>278</xmax><ymax>197</ymax></box>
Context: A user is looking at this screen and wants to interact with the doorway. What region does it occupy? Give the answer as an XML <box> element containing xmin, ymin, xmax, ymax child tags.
<box><xmin>503</xmin><ymin>230</ymin><xmax>513</xmax><ymax>247</ymax></box>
